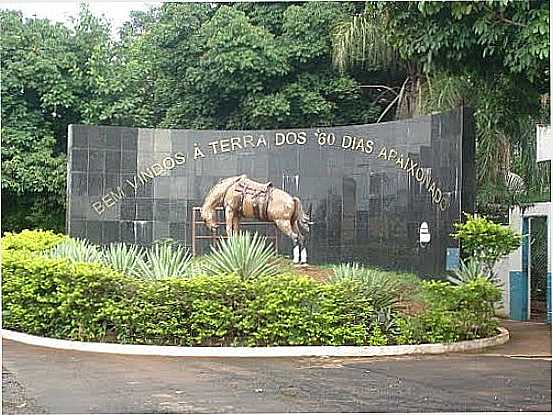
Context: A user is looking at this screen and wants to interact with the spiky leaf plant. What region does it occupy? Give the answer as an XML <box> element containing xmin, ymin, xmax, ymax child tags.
<box><xmin>102</xmin><ymin>243</ymin><xmax>144</xmax><ymax>277</ymax></box>
<box><xmin>331</xmin><ymin>263</ymin><xmax>404</xmax><ymax>311</ymax></box>
<box><xmin>445</xmin><ymin>258</ymin><xmax>502</xmax><ymax>288</ymax></box>
<box><xmin>202</xmin><ymin>231</ymin><xmax>280</xmax><ymax>279</ymax></box>
<box><xmin>137</xmin><ymin>242</ymin><xmax>192</xmax><ymax>279</ymax></box>
<box><xmin>47</xmin><ymin>238</ymin><xmax>104</xmax><ymax>264</ymax></box>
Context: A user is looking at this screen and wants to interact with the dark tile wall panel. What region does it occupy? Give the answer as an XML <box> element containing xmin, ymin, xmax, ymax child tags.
<box><xmin>66</xmin><ymin>107</ymin><xmax>475</xmax><ymax>276</ymax></box>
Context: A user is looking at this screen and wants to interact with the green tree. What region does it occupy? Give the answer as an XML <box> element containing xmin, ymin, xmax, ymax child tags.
<box><xmin>119</xmin><ymin>3</ymin><xmax>380</xmax><ymax>130</ymax></box>
<box><xmin>1</xmin><ymin>7</ymin><xmax>117</xmax><ymax>232</ymax></box>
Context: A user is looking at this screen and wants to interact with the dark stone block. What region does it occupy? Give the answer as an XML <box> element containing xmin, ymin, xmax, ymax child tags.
<box><xmin>71</xmin><ymin>173</ymin><xmax>88</xmax><ymax>197</ymax></box>
<box><xmin>135</xmin><ymin>221</ymin><xmax>153</xmax><ymax>245</ymax></box>
<box><xmin>121</xmin><ymin>175</ymin><xmax>136</xmax><ymax>198</ymax></box>
<box><xmin>103</xmin><ymin>174</ymin><xmax>120</xmax><ymax>193</ymax></box>
<box><xmin>154</xmin><ymin>176</ymin><xmax>172</xmax><ymax>199</ymax></box>
<box><xmin>138</xmin><ymin>129</ymin><xmax>154</xmax><ymax>153</ymax></box>
<box><xmin>121</xmin><ymin>151</ymin><xmax>137</xmax><ymax>173</ymax></box>
<box><xmin>69</xmin><ymin>197</ymin><xmax>87</xmax><ymax>219</ymax></box>
<box><xmin>121</xmin><ymin>128</ymin><xmax>138</xmax><ymax>151</ymax></box>
<box><xmin>120</xmin><ymin>221</ymin><xmax>136</xmax><ymax>244</ymax></box>
<box><xmin>154</xmin><ymin>199</ymin><xmax>171</xmax><ymax>222</ymax></box>
<box><xmin>69</xmin><ymin>219</ymin><xmax>86</xmax><ymax>238</ymax></box>
<box><xmin>121</xmin><ymin>199</ymin><xmax>136</xmax><ymax>221</ymax></box>
<box><xmin>102</xmin><ymin>221</ymin><xmax>120</xmax><ymax>243</ymax></box>
<box><xmin>103</xmin><ymin>127</ymin><xmax>121</xmax><ymax>150</ymax></box>
<box><xmin>87</xmin><ymin>220</ymin><xmax>102</xmax><ymax>244</ymax></box>
<box><xmin>153</xmin><ymin>221</ymin><xmax>170</xmax><ymax>242</ymax></box>
<box><xmin>169</xmin><ymin>222</ymin><xmax>187</xmax><ymax>244</ymax></box>
<box><xmin>89</xmin><ymin>150</ymin><xmax>105</xmax><ymax>172</ymax></box>
<box><xmin>175</xmin><ymin>201</ymin><xmax>188</xmax><ymax>223</ymax></box>
<box><xmin>88</xmin><ymin>174</ymin><xmax>103</xmax><ymax>197</ymax></box>
<box><xmin>70</xmin><ymin>125</ymin><xmax>88</xmax><ymax>149</ymax></box>
<box><xmin>106</xmin><ymin>151</ymin><xmax>121</xmax><ymax>173</ymax></box>
<box><xmin>136</xmin><ymin>199</ymin><xmax>153</xmax><ymax>221</ymax></box>
<box><xmin>136</xmin><ymin>180</ymin><xmax>154</xmax><ymax>198</ymax></box>
<box><xmin>72</xmin><ymin>149</ymin><xmax>88</xmax><ymax>172</ymax></box>
<box><xmin>88</xmin><ymin>128</ymin><xmax>103</xmax><ymax>149</ymax></box>
<box><xmin>154</xmin><ymin>130</ymin><xmax>171</xmax><ymax>152</ymax></box>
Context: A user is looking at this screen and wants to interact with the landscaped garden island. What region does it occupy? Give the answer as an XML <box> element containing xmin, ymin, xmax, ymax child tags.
<box><xmin>2</xmin><ymin>226</ymin><xmax>509</xmax><ymax>348</ymax></box>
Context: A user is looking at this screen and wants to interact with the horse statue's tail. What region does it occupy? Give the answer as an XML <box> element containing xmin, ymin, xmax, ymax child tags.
<box><xmin>292</xmin><ymin>197</ymin><xmax>310</xmax><ymax>234</ymax></box>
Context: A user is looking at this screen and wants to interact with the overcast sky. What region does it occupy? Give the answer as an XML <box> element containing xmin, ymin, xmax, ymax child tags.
<box><xmin>0</xmin><ymin>1</ymin><xmax>163</xmax><ymax>35</ymax></box>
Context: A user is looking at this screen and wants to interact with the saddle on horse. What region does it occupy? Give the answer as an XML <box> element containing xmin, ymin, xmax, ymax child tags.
<box><xmin>234</xmin><ymin>178</ymin><xmax>273</xmax><ymax>221</ymax></box>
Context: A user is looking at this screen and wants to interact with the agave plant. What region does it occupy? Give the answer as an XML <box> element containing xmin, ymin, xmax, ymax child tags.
<box><xmin>202</xmin><ymin>231</ymin><xmax>280</xmax><ymax>279</ymax></box>
<box><xmin>330</xmin><ymin>263</ymin><xmax>404</xmax><ymax>311</ymax></box>
<box><xmin>102</xmin><ymin>243</ymin><xmax>144</xmax><ymax>277</ymax></box>
<box><xmin>138</xmin><ymin>242</ymin><xmax>192</xmax><ymax>279</ymax></box>
<box><xmin>330</xmin><ymin>262</ymin><xmax>364</xmax><ymax>280</ymax></box>
<box><xmin>447</xmin><ymin>258</ymin><xmax>485</xmax><ymax>285</ymax></box>
<box><xmin>47</xmin><ymin>238</ymin><xmax>104</xmax><ymax>264</ymax></box>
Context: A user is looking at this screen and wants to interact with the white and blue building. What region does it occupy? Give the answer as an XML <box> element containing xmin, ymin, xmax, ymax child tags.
<box><xmin>496</xmin><ymin>125</ymin><xmax>552</xmax><ymax>322</ymax></box>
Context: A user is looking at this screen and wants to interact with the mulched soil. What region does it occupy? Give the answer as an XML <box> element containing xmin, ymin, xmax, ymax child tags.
<box><xmin>290</xmin><ymin>264</ymin><xmax>333</xmax><ymax>282</ymax></box>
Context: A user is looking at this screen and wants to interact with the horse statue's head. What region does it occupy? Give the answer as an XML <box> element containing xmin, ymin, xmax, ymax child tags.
<box><xmin>200</xmin><ymin>175</ymin><xmax>246</xmax><ymax>233</ymax></box>
<box><xmin>200</xmin><ymin>206</ymin><xmax>218</xmax><ymax>232</ymax></box>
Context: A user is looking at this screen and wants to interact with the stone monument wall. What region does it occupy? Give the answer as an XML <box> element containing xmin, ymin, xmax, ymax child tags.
<box><xmin>66</xmin><ymin>107</ymin><xmax>475</xmax><ymax>275</ymax></box>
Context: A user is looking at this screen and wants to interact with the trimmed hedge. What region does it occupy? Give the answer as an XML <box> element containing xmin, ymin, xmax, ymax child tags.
<box><xmin>2</xmin><ymin>250</ymin><xmax>137</xmax><ymax>341</ymax></box>
<box><xmin>1</xmin><ymin>230</ymin><xmax>502</xmax><ymax>347</ymax></box>
<box><xmin>396</xmin><ymin>278</ymin><xmax>501</xmax><ymax>344</ymax></box>
<box><xmin>2</xmin><ymin>249</ymin><xmax>380</xmax><ymax>346</ymax></box>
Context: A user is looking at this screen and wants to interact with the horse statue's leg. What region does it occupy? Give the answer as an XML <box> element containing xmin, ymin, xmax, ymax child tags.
<box><xmin>232</xmin><ymin>215</ymin><xmax>240</xmax><ymax>234</ymax></box>
<box><xmin>275</xmin><ymin>219</ymin><xmax>304</xmax><ymax>264</ymax></box>
<box><xmin>291</xmin><ymin>221</ymin><xmax>305</xmax><ymax>264</ymax></box>
<box><xmin>225</xmin><ymin>205</ymin><xmax>235</xmax><ymax>237</ymax></box>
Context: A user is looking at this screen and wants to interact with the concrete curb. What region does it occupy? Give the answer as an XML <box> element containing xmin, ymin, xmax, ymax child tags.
<box><xmin>1</xmin><ymin>327</ymin><xmax>509</xmax><ymax>358</ymax></box>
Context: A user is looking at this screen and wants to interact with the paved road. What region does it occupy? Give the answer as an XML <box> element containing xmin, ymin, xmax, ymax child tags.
<box><xmin>2</xmin><ymin>338</ymin><xmax>551</xmax><ymax>414</ymax></box>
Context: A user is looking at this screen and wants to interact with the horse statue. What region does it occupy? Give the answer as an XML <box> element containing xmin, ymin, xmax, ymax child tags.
<box><xmin>200</xmin><ymin>175</ymin><xmax>310</xmax><ymax>262</ymax></box>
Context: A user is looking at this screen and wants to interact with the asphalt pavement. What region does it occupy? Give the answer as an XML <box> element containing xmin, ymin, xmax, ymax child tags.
<box><xmin>2</xmin><ymin>320</ymin><xmax>551</xmax><ymax>414</ymax></box>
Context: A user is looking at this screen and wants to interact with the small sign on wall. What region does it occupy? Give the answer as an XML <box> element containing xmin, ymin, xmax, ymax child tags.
<box><xmin>446</xmin><ymin>248</ymin><xmax>460</xmax><ymax>271</ymax></box>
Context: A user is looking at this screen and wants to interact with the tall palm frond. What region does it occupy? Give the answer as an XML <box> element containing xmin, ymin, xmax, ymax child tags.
<box><xmin>332</xmin><ymin>7</ymin><xmax>402</xmax><ymax>73</ymax></box>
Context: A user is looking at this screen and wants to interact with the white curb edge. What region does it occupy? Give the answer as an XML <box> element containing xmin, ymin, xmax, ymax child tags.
<box><xmin>1</xmin><ymin>327</ymin><xmax>509</xmax><ymax>358</ymax></box>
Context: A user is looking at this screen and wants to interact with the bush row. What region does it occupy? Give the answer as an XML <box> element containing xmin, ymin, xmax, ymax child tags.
<box><xmin>3</xmin><ymin>249</ymin><xmax>383</xmax><ymax>346</ymax></box>
<box><xmin>397</xmin><ymin>278</ymin><xmax>501</xmax><ymax>344</ymax></box>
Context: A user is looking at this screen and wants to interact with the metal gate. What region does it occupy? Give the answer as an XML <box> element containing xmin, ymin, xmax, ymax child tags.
<box><xmin>530</xmin><ymin>216</ymin><xmax>549</xmax><ymax>321</ymax></box>
<box><xmin>510</xmin><ymin>214</ymin><xmax>551</xmax><ymax>322</ymax></box>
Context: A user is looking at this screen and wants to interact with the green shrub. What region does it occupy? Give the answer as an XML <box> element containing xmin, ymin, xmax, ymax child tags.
<box><xmin>446</xmin><ymin>258</ymin><xmax>484</xmax><ymax>285</ymax></box>
<box><xmin>2</xmin><ymin>249</ymin><xmax>137</xmax><ymax>341</ymax></box>
<box><xmin>203</xmin><ymin>231</ymin><xmax>281</xmax><ymax>279</ymax></box>
<box><xmin>1</xmin><ymin>229</ymin><xmax>66</xmax><ymax>252</ymax></box>
<box><xmin>109</xmin><ymin>275</ymin><xmax>248</xmax><ymax>346</ymax></box>
<box><xmin>331</xmin><ymin>262</ymin><xmax>365</xmax><ymax>279</ymax></box>
<box><xmin>2</xmin><ymin>248</ymin><xmax>382</xmax><ymax>346</ymax></box>
<box><xmin>238</xmin><ymin>275</ymin><xmax>376</xmax><ymax>346</ymax></box>
<box><xmin>452</xmin><ymin>214</ymin><xmax>521</xmax><ymax>278</ymax></box>
<box><xmin>1</xmin><ymin>232</ymin><xmax>500</xmax><ymax>347</ymax></box>
<box><xmin>397</xmin><ymin>277</ymin><xmax>502</xmax><ymax>344</ymax></box>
